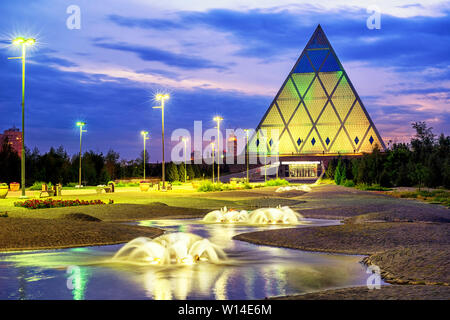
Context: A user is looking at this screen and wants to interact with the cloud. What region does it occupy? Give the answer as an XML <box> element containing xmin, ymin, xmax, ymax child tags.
<box><xmin>93</xmin><ymin>40</ymin><xmax>229</xmax><ymax>71</ymax></box>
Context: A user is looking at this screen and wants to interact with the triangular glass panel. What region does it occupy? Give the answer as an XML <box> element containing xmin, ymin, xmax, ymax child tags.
<box><xmin>291</xmin><ymin>73</ymin><xmax>315</xmax><ymax>98</ymax></box>
<box><xmin>330</xmin><ymin>129</ymin><xmax>354</xmax><ymax>153</ymax></box>
<box><xmin>293</xmin><ymin>54</ymin><xmax>315</xmax><ymax>73</ymax></box>
<box><xmin>306</xmin><ymin>28</ymin><xmax>329</xmax><ymax>49</ymax></box>
<box><xmin>260</xmin><ymin>104</ymin><xmax>284</xmax><ymax>126</ymax></box>
<box><xmin>302</xmin><ymin>77</ymin><xmax>328</xmax><ymax>122</ymax></box>
<box><xmin>318</xmin><ymin>71</ymin><xmax>342</xmax><ymax>96</ymax></box>
<box><xmin>359</xmin><ymin>127</ymin><xmax>383</xmax><ymax>152</ymax></box>
<box><xmin>344</xmin><ymin>101</ymin><xmax>370</xmax><ymax>145</ymax></box>
<box><xmin>321</xmin><ymin>51</ymin><xmax>341</xmax><ymax>72</ymax></box>
<box><xmin>315</xmin><ymin>103</ymin><xmax>341</xmax><ymax>148</ymax></box>
<box><xmin>331</xmin><ymin>75</ymin><xmax>355</xmax><ymax>121</ymax></box>
<box><xmin>307</xmin><ymin>49</ymin><xmax>329</xmax><ymax>71</ymax></box>
<box><xmin>277</xmin><ymin>78</ymin><xmax>300</xmax><ymax>123</ymax></box>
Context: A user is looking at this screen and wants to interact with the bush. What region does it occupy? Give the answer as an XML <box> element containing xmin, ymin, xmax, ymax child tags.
<box><xmin>343</xmin><ymin>179</ymin><xmax>355</xmax><ymax>187</ymax></box>
<box><xmin>64</xmin><ymin>182</ymin><xmax>78</xmax><ymax>188</ymax></box>
<box><xmin>14</xmin><ymin>198</ymin><xmax>108</xmax><ymax>209</ymax></box>
<box><xmin>355</xmin><ymin>183</ymin><xmax>391</xmax><ymax>191</ymax></box>
<box><xmin>242</xmin><ymin>182</ymin><xmax>253</xmax><ymax>189</ymax></box>
<box><xmin>171</xmin><ymin>181</ymin><xmax>183</xmax><ymax>186</ymax></box>
<box><xmin>265</xmin><ymin>178</ymin><xmax>289</xmax><ymax>186</ymax></box>
<box><xmin>197</xmin><ymin>181</ymin><xmax>223</xmax><ymax>192</ymax></box>
<box><xmin>29</xmin><ymin>181</ymin><xmax>53</xmax><ymax>190</ymax></box>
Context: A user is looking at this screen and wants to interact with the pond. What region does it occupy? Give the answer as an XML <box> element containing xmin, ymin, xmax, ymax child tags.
<box><xmin>0</xmin><ymin>218</ymin><xmax>376</xmax><ymax>300</ymax></box>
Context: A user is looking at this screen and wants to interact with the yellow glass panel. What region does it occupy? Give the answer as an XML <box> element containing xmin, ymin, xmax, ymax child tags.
<box><xmin>331</xmin><ymin>75</ymin><xmax>355</xmax><ymax>121</ymax></box>
<box><xmin>277</xmin><ymin>100</ymin><xmax>299</xmax><ymax>124</ymax></box>
<box><xmin>261</xmin><ymin>104</ymin><xmax>284</xmax><ymax>126</ymax></box>
<box><xmin>315</xmin><ymin>102</ymin><xmax>341</xmax><ymax>147</ymax></box>
<box><xmin>318</xmin><ymin>71</ymin><xmax>342</xmax><ymax>96</ymax></box>
<box><xmin>291</xmin><ymin>73</ymin><xmax>315</xmax><ymax>97</ymax></box>
<box><xmin>277</xmin><ymin>130</ymin><xmax>295</xmax><ymax>154</ymax></box>
<box><xmin>358</xmin><ymin>127</ymin><xmax>383</xmax><ymax>153</ymax></box>
<box><xmin>344</xmin><ymin>101</ymin><xmax>370</xmax><ymax>147</ymax></box>
<box><xmin>288</xmin><ymin>104</ymin><xmax>313</xmax><ymax>151</ymax></box>
<box><xmin>302</xmin><ymin>130</ymin><xmax>325</xmax><ymax>153</ymax></box>
<box><xmin>328</xmin><ymin>129</ymin><xmax>355</xmax><ymax>153</ymax></box>
<box><xmin>303</xmin><ymin>77</ymin><xmax>328</xmax><ymax>122</ymax></box>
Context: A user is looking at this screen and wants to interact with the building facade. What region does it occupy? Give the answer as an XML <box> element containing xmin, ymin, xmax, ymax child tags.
<box><xmin>248</xmin><ymin>25</ymin><xmax>385</xmax><ymax>180</ymax></box>
<box><xmin>0</xmin><ymin>127</ymin><xmax>22</xmax><ymax>157</ymax></box>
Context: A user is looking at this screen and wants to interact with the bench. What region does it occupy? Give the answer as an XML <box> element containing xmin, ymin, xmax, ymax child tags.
<box><xmin>96</xmin><ymin>186</ymin><xmax>112</xmax><ymax>194</ymax></box>
<box><xmin>39</xmin><ymin>184</ymin><xmax>62</xmax><ymax>198</ymax></box>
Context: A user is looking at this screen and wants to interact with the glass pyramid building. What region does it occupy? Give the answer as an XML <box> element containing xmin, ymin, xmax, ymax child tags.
<box><xmin>249</xmin><ymin>25</ymin><xmax>385</xmax><ymax>156</ymax></box>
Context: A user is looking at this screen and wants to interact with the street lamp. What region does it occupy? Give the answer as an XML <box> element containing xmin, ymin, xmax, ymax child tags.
<box><xmin>182</xmin><ymin>137</ymin><xmax>188</xmax><ymax>182</ymax></box>
<box><xmin>244</xmin><ymin>129</ymin><xmax>250</xmax><ymax>183</ymax></box>
<box><xmin>213</xmin><ymin>116</ymin><xmax>223</xmax><ymax>183</ymax></box>
<box><xmin>153</xmin><ymin>93</ymin><xmax>170</xmax><ymax>190</ymax></box>
<box><xmin>8</xmin><ymin>37</ymin><xmax>36</xmax><ymax>198</ymax></box>
<box><xmin>76</xmin><ymin>122</ymin><xmax>86</xmax><ymax>187</ymax></box>
<box><xmin>210</xmin><ymin>142</ymin><xmax>215</xmax><ymax>183</ymax></box>
<box><xmin>141</xmin><ymin>131</ymin><xmax>149</xmax><ymax>180</ymax></box>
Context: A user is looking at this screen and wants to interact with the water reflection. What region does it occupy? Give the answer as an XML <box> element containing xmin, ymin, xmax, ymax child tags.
<box><xmin>0</xmin><ymin>218</ymin><xmax>375</xmax><ymax>300</ymax></box>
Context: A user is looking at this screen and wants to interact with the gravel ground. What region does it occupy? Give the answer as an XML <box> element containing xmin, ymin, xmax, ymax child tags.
<box><xmin>271</xmin><ymin>285</ymin><xmax>450</xmax><ymax>300</ymax></box>
<box><xmin>0</xmin><ymin>217</ymin><xmax>163</xmax><ymax>251</ymax></box>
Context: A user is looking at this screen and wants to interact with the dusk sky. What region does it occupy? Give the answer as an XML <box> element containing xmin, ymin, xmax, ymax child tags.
<box><xmin>0</xmin><ymin>0</ymin><xmax>449</xmax><ymax>161</ymax></box>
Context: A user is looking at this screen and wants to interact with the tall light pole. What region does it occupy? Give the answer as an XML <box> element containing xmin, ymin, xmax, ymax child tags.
<box><xmin>213</xmin><ymin>116</ymin><xmax>223</xmax><ymax>183</ymax></box>
<box><xmin>244</xmin><ymin>129</ymin><xmax>250</xmax><ymax>183</ymax></box>
<box><xmin>153</xmin><ymin>93</ymin><xmax>170</xmax><ymax>190</ymax></box>
<box><xmin>9</xmin><ymin>37</ymin><xmax>36</xmax><ymax>198</ymax></box>
<box><xmin>211</xmin><ymin>142</ymin><xmax>215</xmax><ymax>183</ymax></box>
<box><xmin>141</xmin><ymin>131</ymin><xmax>149</xmax><ymax>180</ymax></box>
<box><xmin>182</xmin><ymin>137</ymin><xmax>188</xmax><ymax>182</ymax></box>
<box><xmin>76</xmin><ymin>122</ymin><xmax>86</xmax><ymax>187</ymax></box>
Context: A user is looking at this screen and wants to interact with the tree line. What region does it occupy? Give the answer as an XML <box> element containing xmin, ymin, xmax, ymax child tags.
<box><xmin>326</xmin><ymin>122</ymin><xmax>450</xmax><ymax>189</ymax></box>
<box><xmin>0</xmin><ymin>142</ymin><xmax>223</xmax><ymax>186</ymax></box>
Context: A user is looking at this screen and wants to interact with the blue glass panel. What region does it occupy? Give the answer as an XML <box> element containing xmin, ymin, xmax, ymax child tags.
<box><xmin>256</xmin><ymin>139</ymin><xmax>260</xmax><ymax>147</ymax></box>
<box><xmin>369</xmin><ymin>136</ymin><xmax>374</xmax><ymax>144</ymax></box>
<box><xmin>269</xmin><ymin>138</ymin><xmax>273</xmax><ymax>146</ymax></box>
<box><xmin>307</xmin><ymin>30</ymin><xmax>328</xmax><ymax>49</ymax></box>
<box><xmin>293</xmin><ymin>54</ymin><xmax>314</xmax><ymax>73</ymax></box>
<box><xmin>311</xmin><ymin>137</ymin><xmax>316</xmax><ymax>145</ymax></box>
<box><xmin>354</xmin><ymin>136</ymin><xmax>359</xmax><ymax>145</ymax></box>
<box><xmin>320</xmin><ymin>51</ymin><xmax>341</xmax><ymax>72</ymax></box>
<box><xmin>297</xmin><ymin>138</ymin><xmax>302</xmax><ymax>146</ymax></box>
<box><xmin>307</xmin><ymin>50</ymin><xmax>329</xmax><ymax>71</ymax></box>
<box><xmin>325</xmin><ymin>137</ymin><xmax>330</xmax><ymax>145</ymax></box>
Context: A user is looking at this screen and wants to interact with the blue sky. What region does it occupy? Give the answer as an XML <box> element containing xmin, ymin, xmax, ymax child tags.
<box><xmin>0</xmin><ymin>0</ymin><xmax>449</xmax><ymax>161</ymax></box>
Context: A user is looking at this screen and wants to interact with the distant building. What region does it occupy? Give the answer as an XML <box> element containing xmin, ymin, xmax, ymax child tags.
<box><xmin>0</xmin><ymin>127</ymin><xmax>22</xmax><ymax>157</ymax></box>
<box><xmin>227</xmin><ymin>134</ymin><xmax>238</xmax><ymax>158</ymax></box>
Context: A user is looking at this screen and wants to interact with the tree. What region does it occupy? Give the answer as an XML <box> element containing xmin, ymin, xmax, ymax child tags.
<box><xmin>186</xmin><ymin>164</ymin><xmax>195</xmax><ymax>180</ymax></box>
<box><xmin>334</xmin><ymin>157</ymin><xmax>346</xmax><ymax>185</ymax></box>
<box><xmin>165</xmin><ymin>162</ymin><xmax>179</xmax><ymax>182</ymax></box>
<box><xmin>177</xmin><ymin>163</ymin><xmax>186</xmax><ymax>182</ymax></box>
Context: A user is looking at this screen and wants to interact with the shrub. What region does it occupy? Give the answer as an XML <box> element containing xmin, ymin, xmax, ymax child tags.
<box><xmin>14</xmin><ymin>198</ymin><xmax>109</xmax><ymax>209</ymax></box>
<box><xmin>265</xmin><ymin>178</ymin><xmax>289</xmax><ymax>186</ymax></box>
<box><xmin>29</xmin><ymin>181</ymin><xmax>53</xmax><ymax>190</ymax></box>
<box><xmin>64</xmin><ymin>182</ymin><xmax>78</xmax><ymax>188</ymax></box>
<box><xmin>343</xmin><ymin>179</ymin><xmax>355</xmax><ymax>187</ymax></box>
<box><xmin>171</xmin><ymin>181</ymin><xmax>183</xmax><ymax>186</ymax></box>
<box><xmin>242</xmin><ymin>182</ymin><xmax>253</xmax><ymax>189</ymax></box>
<box><xmin>197</xmin><ymin>181</ymin><xmax>222</xmax><ymax>192</ymax></box>
<box><xmin>355</xmin><ymin>183</ymin><xmax>391</xmax><ymax>191</ymax></box>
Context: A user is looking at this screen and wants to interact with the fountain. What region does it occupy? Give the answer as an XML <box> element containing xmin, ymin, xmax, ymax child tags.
<box><xmin>202</xmin><ymin>206</ymin><xmax>303</xmax><ymax>225</ymax></box>
<box><xmin>275</xmin><ymin>185</ymin><xmax>312</xmax><ymax>193</ymax></box>
<box><xmin>112</xmin><ymin>233</ymin><xmax>227</xmax><ymax>265</ymax></box>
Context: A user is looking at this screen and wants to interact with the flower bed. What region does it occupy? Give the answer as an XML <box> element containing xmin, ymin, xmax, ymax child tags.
<box><xmin>14</xmin><ymin>198</ymin><xmax>111</xmax><ymax>209</ymax></box>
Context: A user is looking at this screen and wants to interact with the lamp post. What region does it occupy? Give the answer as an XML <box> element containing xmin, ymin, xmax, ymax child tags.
<box><xmin>182</xmin><ymin>137</ymin><xmax>188</xmax><ymax>182</ymax></box>
<box><xmin>8</xmin><ymin>37</ymin><xmax>36</xmax><ymax>198</ymax></box>
<box><xmin>141</xmin><ymin>131</ymin><xmax>149</xmax><ymax>180</ymax></box>
<box><xmin>153</xmin><ymin>93</ymin><xmax>170</xmax><ymax>190</ymax></box>
<box><xmin>76</xmin><ymin>122</ymin><xmax>86</xmax><ymax>187</ymax></box>
<box><xmin>244</xmin><ymin>129</ymin><xmax>250</xmax><ymax>183</ymax></box>
<box><xmin>213</xmin><ymin>116</ymin><xmax>223</xmax><ymax>183</ymax></box>
<box><xmin>210</xmin><ymin>142</ymin><xmax>215</xmax><ymax>183</ymax></box>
